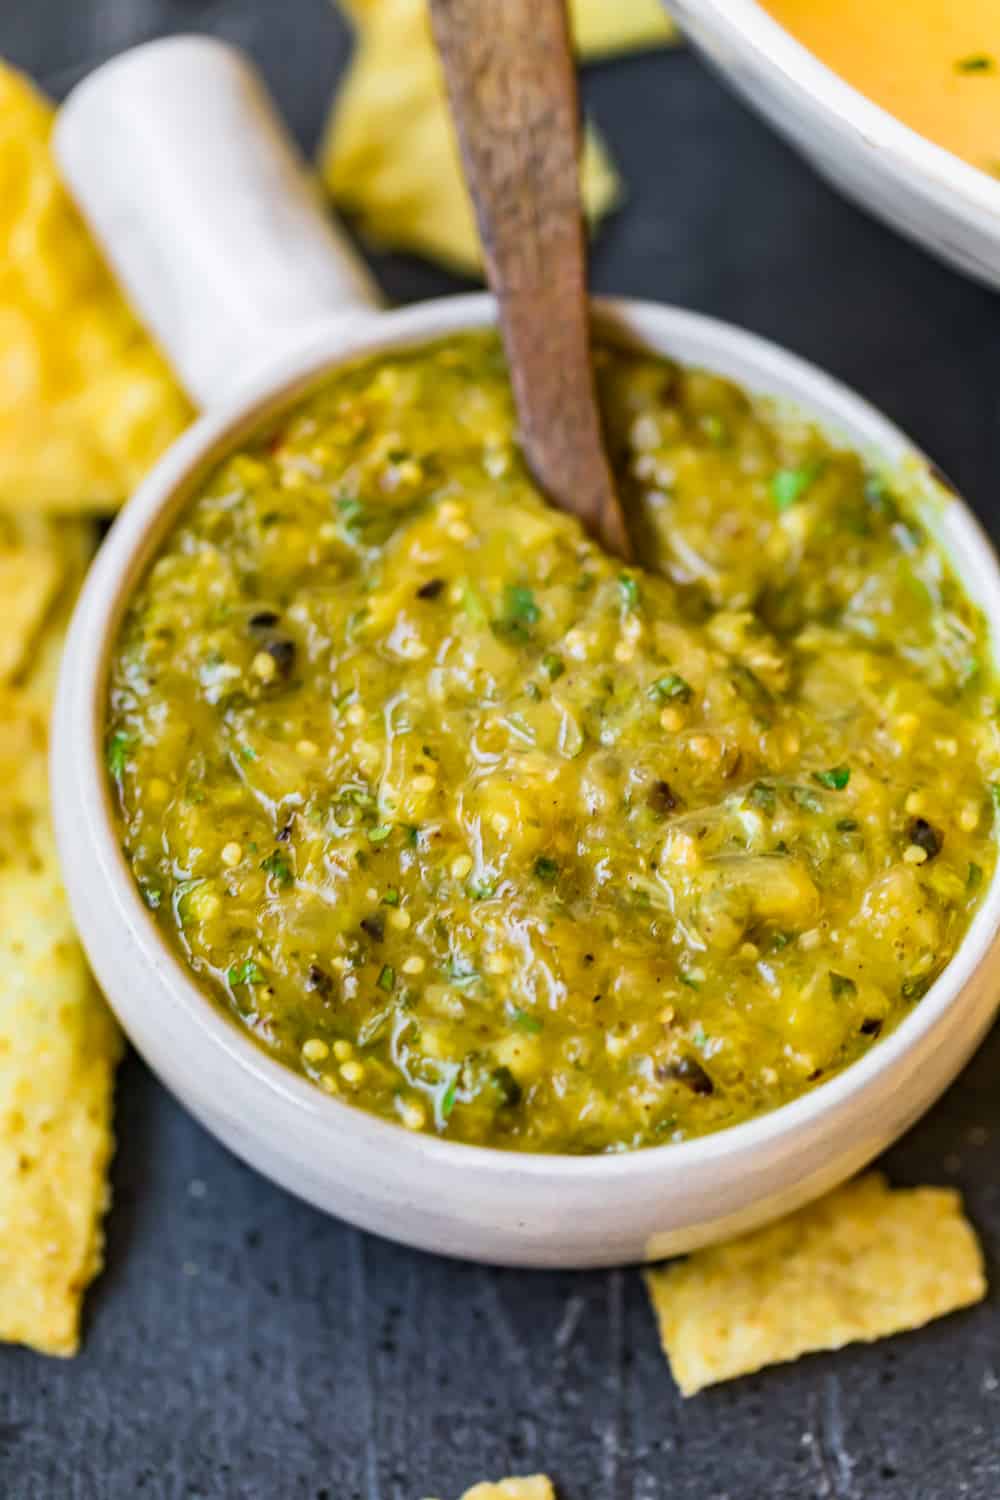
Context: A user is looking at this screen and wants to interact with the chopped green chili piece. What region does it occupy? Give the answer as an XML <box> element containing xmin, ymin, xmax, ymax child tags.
<box><xmin>377</xmin><ymin>964</ymin><xmax>395</xmax><ymax>992</ymax></box>
<box><xmin>440</xmin><ymin>1071</ymin><xmax>459</xmax><ymax>1120</ymax></box>
<box><xmin>368</xmin><ymin>824</ymin><xmax>393</xmax><ymax>843</ymax></box>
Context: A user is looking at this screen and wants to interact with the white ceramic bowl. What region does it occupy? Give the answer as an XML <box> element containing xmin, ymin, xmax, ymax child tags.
<box><xmin>50</xmin><ymin>39</ymin><xmax>1000</xmax><ymax>1268</ymax></box>
<box><xmin>669</xmin><ymin>0</ymin><xmax>1000</xmax><ymax>289</ymax></box>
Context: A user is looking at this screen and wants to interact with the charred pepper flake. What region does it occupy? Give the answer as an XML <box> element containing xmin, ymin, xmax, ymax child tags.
<box><xmin>416</xmin><ymin>577</ymin><xmax>445</xmax><ymax>600</ymax></box>
<box><xmin>907</xmin><ymin>818</ymin><xmax>942</xmax><ymax>861</ymax></box>
<box><xmin>493</xmin><ymin>1065</ymin><xmax>522</xmax><ymax>1107</ymax></box>
<box><xmin>248</xmin><ymin>610</ymin><xmax>280</xmax><ymax>632</ymax></box>
<box><xmin>306</xmin><ymin>963</ymin><xmax>333</xmax><ymax>998</ymax></box>
<box><xmin>647</xmin><ymin>780</ymin><xmax>680</xmax><ymax>816</ymax></box>
<box><xmin>263</xmin><ymin>637</ymin><xmax>296</xmax><ymax>679</ymax></box>
<box><xmin>360</xmin><ymin>914</ymin><xmax>385</xmax><ymax>942</ymax></box>
<box><xmin>859</xmin><ymin>1017</ymin><xmax>883</xmax><ymax>1037</ymax></box>
<box><xmin>659</xmin><ymin>1055</ymin><xmax>714</xmax><ymax>1095</ymax></box>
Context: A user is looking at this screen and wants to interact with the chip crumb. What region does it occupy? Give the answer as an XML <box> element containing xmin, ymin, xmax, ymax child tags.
<box><xmin>643</xmin><ymin>1173</ymin><xmax>986</xmax><ymax>1396</ymax></box>
<box><xmin>460</xmin><ymin>1480</ymin><xmax>555</xmax><ymax>1500</ymax></box>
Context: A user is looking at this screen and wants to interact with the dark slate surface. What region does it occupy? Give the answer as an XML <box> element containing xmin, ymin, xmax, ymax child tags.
<box><xmin>3</xmin><ymin>4</ymin><xmax>1000</xmax><ymax>1497</ymax></box>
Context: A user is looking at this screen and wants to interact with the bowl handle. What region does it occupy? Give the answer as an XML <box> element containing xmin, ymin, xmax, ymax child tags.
<box><xmin>54</xmin><ymin>35</ymin><xmax>381</xmax><ymax>409</ymax></box>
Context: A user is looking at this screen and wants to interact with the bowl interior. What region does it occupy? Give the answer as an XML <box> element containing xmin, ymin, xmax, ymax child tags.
<box><xmin>59</xmin><ymin>290</ymin><xmax>1000</xmax><ymax>1179</ymax></box>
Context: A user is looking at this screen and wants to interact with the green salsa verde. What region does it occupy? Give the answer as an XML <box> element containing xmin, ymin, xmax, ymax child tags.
<box><xmin>107</xmin><ymin>333</ymin><xmax>999</xmax><ymax>1153</ymax></box>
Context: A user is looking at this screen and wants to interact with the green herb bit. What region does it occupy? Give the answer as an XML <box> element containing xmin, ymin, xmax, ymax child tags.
<box><xmin>106</xmin><ymin>730</ymin><xmax>130</xmax><ymax>781</ymax></box>
<box><xmin>533</xmin><ymin>856</ymin><xmax>559</xmax><ymax>883</ymax></box>
<box><xmin>618</xmin><ymin>572</ymin><xmax>641</xmax><ymax>610</ymax></box>
<box><xmin>648</xmin><ymin>673</ymin><xmax>693</xmax><ymax>704</ymax></box>
<box><xmin>508</xmin><ymin>1006</ymin><xmax>543</xmax><ymax>1035</ymax></box>
<box><xmin>836</xmin><ymin>818</ymin><xmax>859</xmax><ymax>832</ymax></box>
<box><xmin>813</xmin><ymin>765</ymin><xmax>850</xmax><ymax>791</ymax></box>
<box><xmin>991</xmin><ymin>783</ymin><xmax>1000</xmax><ymax>812</ymax></box>
<box><xmin>771</xmin><ymin>461</ymin><xmax>824</xmax><ymax>511</ymax></box>
<box><xmin>829</xmin><ymin>971</ymin><xmax>857</xmax><ymax>1000</ymax></box>
<box><xmin>404</xmin><ymin>824</ymin><xmax>421</xmax><ymax>848</ymax></box>
<box><xmin>541</xmin><ymin>653</ymin><xmax>565</xmax><ymax>681</ymax></box>
<box><xmin>469</xmin><ymin>880</ymin><xmax>495</xmax><ymax>900</ymax></box>
<box><xmin>377</xmin><ymin>964</ymin><xmax>395</xmax><ymax>993</ymax></box>
<box><xmin>967</xmin><ymin>862</ymin><xmax>984</xmax><ymax>892</ymax></box>
<box><xmin>228</xmin><ymin>959</ymin><xmax>265</xmax><ymax>987</ymax></box>
<box><xmin>260</xmin><ymin>850</ymin><xmax>293</xmax><ymax>886</ymax></box>
<box><xmin>368</xmin><ymin>824</ymin><xmax>393</xmax><ymax>843</ymax></box>
<box><xmin>382</xmin><ymin>887</ymin><xmax>400</xmax><ymax>906</ymax></box>
<box><xmin>439</xmin><ymin>1070</ymin><xmax>460</xmax><ymax>1121</ymax></box>
<box><xmin>337</xmin><ymin>495</ymin><xmax>367</xmax><ymax>532</ymax></box>
<box><xmin>239</xmin><ymin>743</ymin><xmax>258</xmax><ymax>763</ymax></box>
<box><xmin>504</xmin><ymin>584</ymin><xmax>540</xmax><ymax>625</ymax></box>
<box><xmin>748</xmin><ymin>781</ymin><xmax>776</xmax><ymax>816</ymax></box>
<box><xmin>956</xmin><ymin>54</ymin><xmax>994</xmax><ymax>72</ymax></box>
<box><xmin>445</xmin><ymin>959</ymin><xmax>479</xmax><ymax>988</ymax></box>
<box><xmin>790</xmin><ymin>785</ymin><xmax>824</xmax><ymax>812</ymax></box>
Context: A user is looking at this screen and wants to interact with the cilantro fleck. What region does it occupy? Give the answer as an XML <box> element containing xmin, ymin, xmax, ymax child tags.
<box><xmin>533</xmin><ymin>856</ymin><xmax>559</xmax><ymax>883</ymax></box>
<box><xmin>508</xmin><ymin>1006</ymin><xmax>543</xmax><ymax>1035</ymax></box>
<box><xmin>377</xmin><ymin>964</ymin><xmax>395</xmax><ymax>993</ymax></box>
<box><xmin>239</xmin><ymin>743</ymin><xmax>258</xmax><ymax>762</ymax></box>
<box><xmin>648</xmin><ymin>673</ymin><xmax>692</xmax><ymax>704</ymax></box>
<box><xmin>469</xmin><ymin>879</ymin><xmax>495</xmax><ymax>900</ymax></box>
<box><xmin>227</xmin><ymin>959</ymin><xmax>265</xmax><ymax>987</ymax></box>
<box><xmin>829</xmin><ymin>971</ymin><xmax>857</xmax><ymax>1000</ymax></box>
<box><xmin>968</xmin><ymin>862</ymin><xmax>984</xmax><ymax>892</ymax></box>
<box><xmin>260</xmin><ymin>851</ymin><xmax>293</xmax><ymax>887</ymax></box>
<box><xmin>106</xmin><ymin>731</ymin><xmax>130</xmax><ymax>780</ymax></box>
<box><xmin>368</xmin><ymin>824</ymin><xmax>393</xmax><ymax>844</ymax></box>
<box><xmin>618</xmin><ymin>573</ymin><xmax>641</xmax><ymax>610</ymax></box>
<box><xmin>505</xmin><ymin>585</ymin><xmax>540</xmax><ymax>625</ymax></box>
<box><xmin>748</xmin><ymin>781</ymin><xmax>776</xmax><ymax>815</ymax></box>
<box><xmin>440</xmin><ymin>1071</ymin><xmax>459</xmax><ymax>1120</ymax></box>
<box><xmin>813</xmin><ymin>765</ymin><xmax>850</xmax><ymax>791</ymax></box>
<box><xmin>381</xmin><ymin>887</ymin><xmax>400</xmax><ymax>906</ymax></box>
<box><xmin>771</xmin><ymin>462</ymin><xmax>824</xmax><ymax>511</ymax></box>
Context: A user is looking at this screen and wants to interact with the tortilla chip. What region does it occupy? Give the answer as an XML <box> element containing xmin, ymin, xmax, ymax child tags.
<box><xmin>0</xmin><ymin>62</ymin><xmax>191</xmax><ymax>513</ymax></box>
<box><xmin>571</xmin><ymin>0</ymin><xmax>678</xmax><ymax>59</ymax></box>
<box><xmin>321</xmin><ymin>0</ymin><xmax>622</xmax><ymax>274</ymax></box>
<box><xmin>644</xmin><ymin>1173</ymin><xmax>986</xmax><ymax>1396</ymax></box>
<box><xmin>461</xmin><ymin>1482</ymin><xmax>555</xmax><ymax>1500</ymax></box>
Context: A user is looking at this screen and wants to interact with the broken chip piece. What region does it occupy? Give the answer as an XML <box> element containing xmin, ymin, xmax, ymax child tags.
<box><xmin>644</xmin><ymin>1172</ymin><xmax>986</xmax><ymax>1395</ymax></box>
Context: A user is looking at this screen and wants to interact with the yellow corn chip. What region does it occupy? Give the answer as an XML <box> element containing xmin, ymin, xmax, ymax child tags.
<box><xmin>571</xmin><ymin>0</ymin><xmax>677</xmax><ymax>59</ymax></box>
<box><xmin>321</xmin><ymin>0</ymin><xmax>622</xmax><ymax>274</ymax></box>
<box><xmin>0</xmin><ymin>525</ymin><xmax>121</xmax><ymax>1357</ymax></box>
<box><xmin>461</xmin><ymin>1482</ymin><xmax>555</xmax><ymax>1500</ymax></box>
<box><xmin>644</xmin><ymin>1173</ymin><xmax>986</xmax><ymax>1396</ymax></box>
<box><xmin>0</xmin><ymin>62</ymin><xmax>191</xmax><ymax>513</ymax></box>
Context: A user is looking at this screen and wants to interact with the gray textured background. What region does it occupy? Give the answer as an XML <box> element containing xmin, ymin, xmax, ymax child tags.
<box><xmin>3</xmin><ymin>3</ymin><xmax>1000</xmax><ymax>1497</ymax></box>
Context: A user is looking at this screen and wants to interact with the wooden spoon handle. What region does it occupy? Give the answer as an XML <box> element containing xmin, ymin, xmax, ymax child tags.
<box><xmin>429</xmin><ymin>0</ymin><xmax>632</xmax><ymax>560</ymax></box>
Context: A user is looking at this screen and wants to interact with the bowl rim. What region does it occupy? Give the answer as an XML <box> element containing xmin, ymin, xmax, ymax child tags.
<box><xmin>677</xmin><ymin>0</ymin><xmax>1000</xmax><ymax>221</ymax></box>
<box><xmin>57</xmin><ymin>289</ymin><xmax>1000</xmax><ymax>1183</ymax></box>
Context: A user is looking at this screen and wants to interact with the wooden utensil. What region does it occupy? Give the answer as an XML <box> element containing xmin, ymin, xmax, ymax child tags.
<box><xmin>429</xmin><ymin>0</ymin><xmax>633</xmax><ymax>560</ymax></box>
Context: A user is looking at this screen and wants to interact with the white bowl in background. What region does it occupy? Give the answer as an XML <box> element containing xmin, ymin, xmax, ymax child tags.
<box><xmin>49</xmin><ymin>39</ymin><xmax>1000</xmax><ymax>1268</ymax></box>
<box><xmin>668</xmin><ymin>0</ymin><xmax>1000</xmax><ymax>290</ymax></box>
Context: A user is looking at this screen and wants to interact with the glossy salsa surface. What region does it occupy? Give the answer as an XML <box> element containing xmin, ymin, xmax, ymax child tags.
<box><xmin>107</xmin><ymin>333</ymin><xmax>999</xmax><ymax>1153</ymax></box>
